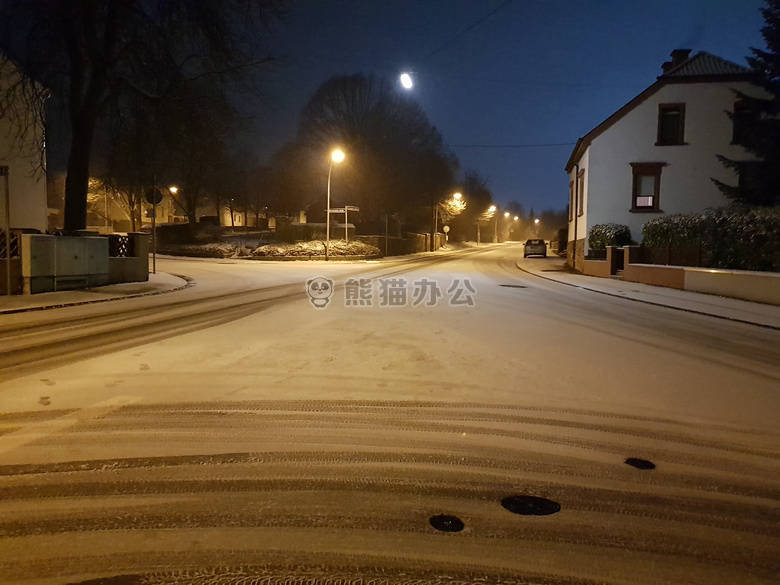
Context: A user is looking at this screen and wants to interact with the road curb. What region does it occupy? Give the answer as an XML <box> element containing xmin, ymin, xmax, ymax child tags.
<box><xmin>515</xmin><ymin>259</ymin><xmax>780</xmax><ymax>331</ymax></box>
<box><xmin>0</xmin><ymin>274</ymin><xmax>194</xmax><ymax>315</ymax></box>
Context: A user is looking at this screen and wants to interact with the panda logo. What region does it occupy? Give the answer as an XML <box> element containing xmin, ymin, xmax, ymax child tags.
<box><xmin>306</xmin><ymin>277</ymin><xmax>334</xmax><ymax>309</ymax></box>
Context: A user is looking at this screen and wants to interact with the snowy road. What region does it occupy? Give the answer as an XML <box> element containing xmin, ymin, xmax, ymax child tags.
<box><xmin>0</xmin><ymin>244</ymin><xmax>778</xmax><ymax>584</ymax></box>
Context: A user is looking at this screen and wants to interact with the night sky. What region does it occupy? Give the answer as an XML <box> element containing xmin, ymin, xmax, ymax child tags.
<box><xmin>251</xmin><ymin>0</ymin><xmax>767</xmax><ymax>214</ymax></box>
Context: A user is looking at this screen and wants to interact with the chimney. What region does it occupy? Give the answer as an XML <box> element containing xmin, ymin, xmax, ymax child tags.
<box><xmin>662</xmin><ymin>49</ymin><xmax>692</xmax><ymax>73</ymax></box>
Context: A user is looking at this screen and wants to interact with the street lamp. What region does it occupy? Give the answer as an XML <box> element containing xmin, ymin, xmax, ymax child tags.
<box><xmin>489</xmin><ymin>205</ymin><xmax>498</xmax><ymax>243</ymax></box>
<box><xmin>326</xmin><ymin>148</ymin><xmax>345</xmax><ymax>260</ymax></box>
<box><xmin>432</xmin><ymin>192</ymin><xmax>464</xmax><ymax>251</ymax></box>
<box><xmin>400</xmin><ymin>72</ymin><xmax>413</xmax><ymax>89</ymax></box>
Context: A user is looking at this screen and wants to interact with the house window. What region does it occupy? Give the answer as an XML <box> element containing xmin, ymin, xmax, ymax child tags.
<box><xmin>577</xmin><ymin>169</ymin><xmax>585</xmax><ymax>216</ymax></box>
<box><xmin>732</xmin><ymin>99</ymin><xmax>757</xmax><ymax>146</ymax></box>
<box><xmin>630</xmin><ymin>163</ymin><xmax>665</xmax><ymax>211</ymax></box>
<box><xmin>738</xmin><ymin>161</ymin><xmax>760</xmax><ymax>191</ymax></box>
<box><xmin>656</xmin><ymin>104</ymin><xmax>686</xmax><ymax>145</ymax></box>
<box><xmin>568</xmin><ymin>180</ymin><xmax>574</xmax><ymax>221</ymax></box>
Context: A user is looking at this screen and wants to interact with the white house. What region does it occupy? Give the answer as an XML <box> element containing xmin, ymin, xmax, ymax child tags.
<box><xmin>0</xmin><ymin>54</ymin><xmax>47</xmax><ymax>233</ymax></box>
<box><xmin>565</xmin><ymin>49</ymin><xmax>763</xmax><ymax>271</ymax></box>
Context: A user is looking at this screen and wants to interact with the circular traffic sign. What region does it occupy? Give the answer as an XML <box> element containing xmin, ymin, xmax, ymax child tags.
<box><xmin>145</xmin><ymin>187</ymin><xmax>163</xmax><ymax>205</ymax></box>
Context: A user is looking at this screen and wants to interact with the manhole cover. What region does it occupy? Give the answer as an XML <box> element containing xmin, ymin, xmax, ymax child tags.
<box><xmin>499</xmin><ymin>284</ymin><xmax>528</xmax><ymax>289</ymax></box>
<box><xmin>625</xmin><ymin>457</ymin><xmax>656</xmax><ymax>470</ymax></box>
<box><xmin>429</xmin><ymin>514</ymin><xmax>464</xmax><ymax>532</ymax></box>
<box><xmin>501</xmin><ymin>495</ymin><xmax>560</xmax><ymax>516</ymax></box>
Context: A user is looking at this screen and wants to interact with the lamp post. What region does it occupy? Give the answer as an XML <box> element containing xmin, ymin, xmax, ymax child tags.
<box><xmin>326</xmin><ymin>149</ymin><xmax>345</xmax><ymax>261</ymax></box>
<box><xmin>432</xmin><ymin>192</ymin><xmax>463</xmax><ymax>252</ymax></box>
<box><xmin>489</xmin><ymin>205</ymin><xmax>497</xmax><ymax>243</ymax></box>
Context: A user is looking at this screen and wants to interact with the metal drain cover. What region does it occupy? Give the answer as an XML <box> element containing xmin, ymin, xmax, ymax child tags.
<box><xmin>499</xmin><ymin>284</ymin><xmax>528</xmax><ymax>289</ymax></box>
<box><xmin>429</xmin><ymin>514</ymin><xmax>464</xmax><ymax>532</ymax></box>
<box><xmin>625</xmin><ymin>457</ymin><xmax>656</xmax><ymax>470</ymax></box>
<box><xmin>501</xmin><ymin>495</ymin><xmax>560</xmax><ymax>516</ymax></box>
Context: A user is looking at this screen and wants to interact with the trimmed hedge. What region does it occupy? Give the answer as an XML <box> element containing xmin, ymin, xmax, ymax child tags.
<box><xmin>642</xmin><ymin>206</ymin><xmax>780</xmax><ymax>272</ymax></box>
<box><xmin>588</xmin><ymin>223</ymin><xmax>633</xmax><ymax>250</ymax></box>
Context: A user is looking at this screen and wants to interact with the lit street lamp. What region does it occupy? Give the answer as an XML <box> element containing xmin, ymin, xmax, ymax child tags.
<box><xmin>489</xmin><ymin>205</ymin><xmax>498</xmax><ymax>243</ymax></box>
<box><xmin>326</xmin><ymin>149</ymin><xmax>345</xmax><ymax>261</ymax></box>
<box><xmin>432</xmin><ymin>191</ymin><xmax>463</xmax><ymax>251</ymax></box>
<box><xmin>400</xmin><ymin>72</ymin><xmax>413</xmax><ymax>89</ymax></box>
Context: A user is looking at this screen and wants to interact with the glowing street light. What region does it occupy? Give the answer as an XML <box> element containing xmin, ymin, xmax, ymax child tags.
<box><xmin>432</xmin><ymin>192</ymin><xmax>465</xmax><ymax>251</ymax></box>
<box><xmin>326</xmin><ymin>149</ymin><xmax>345</xmax><ymax>260</ymax></box>
<box><xmin>514</xmin><ymin>216</ymin><xmax>519</xmax><ymax>221</ymax></box>
<box><xmin>400</xmin><ymin>72</ymin><xmax>413</xmax><ymax>89</ymax></box>
<box><xmin>169</xmin><ymin>186</ymin><xmax>178</xmax><ymax>194</ymax></box>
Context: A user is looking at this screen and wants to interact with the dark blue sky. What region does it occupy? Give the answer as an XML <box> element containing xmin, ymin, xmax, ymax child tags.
<box><xmin>252</xmin><ymin>0</ymin><xmax>767</xmax><ymax>213</ymax></box>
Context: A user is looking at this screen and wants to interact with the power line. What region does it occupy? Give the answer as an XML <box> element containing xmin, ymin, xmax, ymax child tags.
<box><xmin>447</xmin><ymin>142</ymin><xmax>576</xmax><ymax>149</ymax></box>
<box><xmin>425</xmin><ymin>0</ymin><xmax>515</xmax><ymax>61</ymax></box>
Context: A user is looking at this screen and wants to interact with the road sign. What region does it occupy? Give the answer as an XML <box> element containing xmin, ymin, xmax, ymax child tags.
<box><xmin>145</xmin><ymin>187</ymin><xmax>163</xmax><ymax>205</ymax></box>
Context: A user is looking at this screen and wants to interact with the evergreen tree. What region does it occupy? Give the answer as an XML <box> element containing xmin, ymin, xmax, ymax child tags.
<box><xmin>715</xmin><ymin>0</ymin><xmax>780</xmax><ymax>206</ymax></box>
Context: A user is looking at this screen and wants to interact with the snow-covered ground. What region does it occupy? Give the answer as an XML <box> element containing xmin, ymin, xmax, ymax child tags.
<box><xmin>1</xmin><ymin>244</ymin><xmax>778</xmax><ymax>585</ymax></box>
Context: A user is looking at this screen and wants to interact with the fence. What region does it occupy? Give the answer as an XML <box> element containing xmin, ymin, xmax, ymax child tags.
<box><xmin>106</xmin><ymin>233</ymin><xmax>136</xmax><ymax>257</ymax></box>
<box><xmin>0</xmin><ymin>229</ymin><xmax>20</xmax><ymax>258</ymax></box>
<box><xmin>639</xmin><ymin>244</ymin><xmax>705</xmax><ymax>268</ymax></box>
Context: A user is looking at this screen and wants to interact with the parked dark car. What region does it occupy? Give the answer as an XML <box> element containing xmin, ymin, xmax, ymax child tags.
<box><xmin>524</xmin><ymin>238</ymin><xmax>547</xmax><ymax>258</ymax></box>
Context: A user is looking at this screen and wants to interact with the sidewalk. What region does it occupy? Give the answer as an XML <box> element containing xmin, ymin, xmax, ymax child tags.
<box><xmin>0</xmin><ymin>272</ymin><xmax>189</xmax><ymax>315</ymax></box>
<box><xmin>518</xmin><ymin>255</ymin><xmax>780</xmax><ymax>330</ymax></box>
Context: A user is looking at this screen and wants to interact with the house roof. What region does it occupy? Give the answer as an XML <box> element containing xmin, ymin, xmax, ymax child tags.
<box><xmin>564</xmin><ymin>51</ymin><xmax>755</xmax><ymax>172</ymax></box>
<box><xmin>659</xmin><ymin>51</ymin><xmax>750</xmax><ymax>78</ymax></box>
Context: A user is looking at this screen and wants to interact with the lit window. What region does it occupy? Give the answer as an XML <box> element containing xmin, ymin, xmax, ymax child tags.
<box><xmin>630</xmin><ymin>163</ymin><xmax>665</xmax><ymax>211</ymax></box>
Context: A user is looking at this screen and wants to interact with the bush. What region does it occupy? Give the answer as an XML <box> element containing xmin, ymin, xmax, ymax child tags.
<box><xmin>588</xmin><ymin>223</ymin><xmax>633</xmax><ymax>250</ymax></box>
<box><xmin>642</xmin><ymin>214</ymin><xmax>703</xmax><ymax>247</ymax></box>
<box><xmin>641</xmin><ymin>206</ymin><xmax>780</xmax><ymax>272</ymax></box>
<box><xmin>252</xmin><ymin>240</ymin><xmax>380</xmax><ymax>258</ymax></box>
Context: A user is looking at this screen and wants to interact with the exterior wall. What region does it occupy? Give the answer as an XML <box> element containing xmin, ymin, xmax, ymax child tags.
<box><xmin>623</xmin><ymin>263</ymin><xmax>685</xmax><ymax>289</ymax></box>
<box><xmin>584</xmin><ymin>81</ymin><xmax>762</xmax><ymax>244</ymax></box>
<box><xmin>684</xmin><ymin>268</ymin><xmax>780</xmax><ymax>305</ymax></box>
<box><xmin>107</xmin><ymin>233</ymin><xmax>149</xmax><ymax>284</ymax></box>
<box><xmin>567</xmin><ymin>147</ymin><xmax>589</xmax><ymax>267</ymax></box>
<box><xmin>0</xmin><ymin>60</ymin><xmax>47</xmax><ymax>232</ymax></box>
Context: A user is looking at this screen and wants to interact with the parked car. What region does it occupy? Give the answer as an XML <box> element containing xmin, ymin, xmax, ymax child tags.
<box><xmin>524</xmin><ymin>238</ymin><xmax>547</xmax><ymax>258</ymax></box>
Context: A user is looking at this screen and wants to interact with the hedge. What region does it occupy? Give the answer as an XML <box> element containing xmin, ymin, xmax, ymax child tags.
<box><xmin>642</xmin><ymin>206</ymin><xmax>780</xmax><ymax>272</ymax></box>
<box><xmin>588</xmin><ymin>223</ymin><xmax>633</xmax><ymax>250</ymax></box>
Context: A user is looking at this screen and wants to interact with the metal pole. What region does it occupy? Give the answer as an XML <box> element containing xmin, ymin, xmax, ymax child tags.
<box><xmin>385</xmin><ymin>213</ymin><xmax>388</xmax><ymax>256</ymax></box>
<box><xmin>493</xmin><ymin>214</ymin><xmax>498</xmax><ymax>243</ymax></box>
<box><xmin>326</xmin><ymin>161</ymin><xmax>332</xmax><ymax>260</ymax></box>
<box><xmin>152</xmin><ymin>204</ymin><xmax>156</xmax><ymax>274</ymax></box>
<box><xmin>433</xmin><ymin>204</ymin><xmax>439</xmax><ymax>251</ymax></box>
<box><xmin>344</xmin><ymin>207</ymin><xmax>348</xmax><ymax>243</ymax></box>
<box><xmin>151</xmin><ymin>177</ymin><xmax>157</xmax><ymax>275</ymax></box>
<box><xmin>2</xmin><ymin>167</ymin><xmax>11</xmax><ymax>296</ymax></box>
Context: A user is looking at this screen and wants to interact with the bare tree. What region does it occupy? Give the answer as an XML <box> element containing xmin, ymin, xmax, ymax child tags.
<box><xmin>293</xmin><ymin>74</ymin><xmax>459</xmax><ymax>226</ymax></box>
<box><xmin>0</xmin><ymin>55</ymin><xmax>47</xmax><ymax>175</ymax></box>
<box><xmin>0</xmin><ymin>0</ymin><xmax>285</xmax><ymax>232</ymax></box>
<box><xmin>449</xmin><ymin>171</ymin><xmax>493</xmax><ymax>242</ymax></box>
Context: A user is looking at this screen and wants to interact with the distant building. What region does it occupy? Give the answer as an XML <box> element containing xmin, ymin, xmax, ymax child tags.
<box><xmin>0</xmin><ymin>54</ymin><xmax>47</xmax><ymax>232</ymax></box>
<box><xmin>565</xmin><ymin>49</ymin><xmax>764</xmax><ymax>271</ymax></box>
